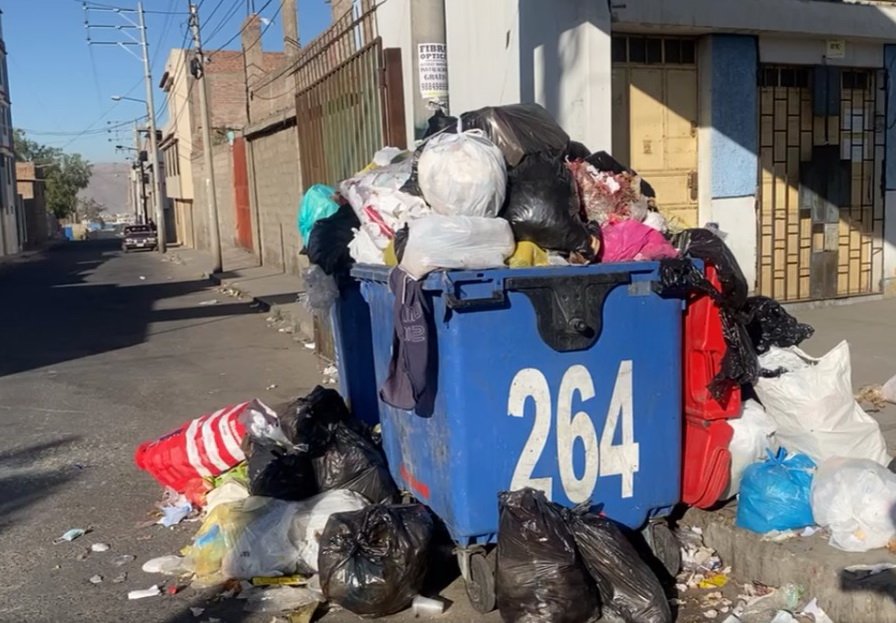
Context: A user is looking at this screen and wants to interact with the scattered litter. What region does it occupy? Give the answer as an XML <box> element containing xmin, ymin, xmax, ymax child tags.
<box><xmin>800</xmin><ymin>598</ymin><xmax>833</xmax><ymax>623</ymax></box>
<box><xmin>165</xmin><ymin>580</ymin><xmax>188</xmax><ymax>595</ymax></box>
<box><xmin>142</xmin><ymin>555</ymin><xmax>187</xmax><ymax>575</ymax></box>
<box><xmin>127</xmin><ymin>585</ymin><xmax>161</xmax><ymax>600</ymax></box>
<box><xmin>704</xmin><ymin>609</ymin><xmax>719</xmax><ymax>619</ymax></box>
<box><xmin>243</xmin><ymin>586</ymin><xmax>320</xmax><ymax>613</ymax></box>
<box><xmin>698</xmin><ymin>572</ymin><xmax>730</xmax><ymax>589</ymax></box>
<box><xmin>76</xmin><ymin>549</ymin><xmax>90</xmax><ymax>560</ymax></box>
<box><xmin>411</xmin><ymin>596</ymin><xmax>445</xmax><ymax>617</ymax></box>
<box><xmin>112</xmin><ymin>554</ymin><xmax>135</xmax><ymax>566</ymax></box>
<box><xmin>303</xmin><ymin>342</ymin><xmax>315</xmax><ymax>350</ymax></box>
<box><xmin>800</xmin><ymin>526</ymin><xmax>820</xmax><ymax>537</ymax></box>
<box><xmin>843</xmin><ymin>562</ymin><xmax>896</xmax><ymax>576</ymax></box>
<box><xmin>90</xmin><ymin>543</ymin><xmax>110</xmax><ymax>552</ymax></box>
<box><xmin>278</xmin><ymin>326</ymin><xmax>295</xmax><ymax>334</ymax></box>
<box><xmin>251</xmin><ymin>575</ymin><xmax>308</xmax><ymax>587</ymax></box>
<box><xmin>266</xmin><ymin>384</ymin><xmax>278</xmax><ymax>390</ymax></box>
<box><xmin>139</xmin><ymin>275</ymin><xmax>146</xmax><ymax>280</ymax></box>
<box><xmin>856</xmin><ymin>385</ymin><xmax>888</xmax><ymax>412</ymax></box>
<box><xmin>158</xmin><ymin>494</ymin><xmax>193</xmax><ymax>528</ymax></box>
<box><xmin>89</xmin><ymin>575</ymin><xmax>103</xmax><ymax>584</ymax></box>
<box><xmin>189</xmin><ymin>607</ymin><xmax>205</xmax><ymax>617</ymax></box>
<box><xmin>761</xmin><ymin>530</ymin><xmax>799</xmax><ymax>542</ymax></box>
<box><xmin>54</xmin><ymin>528</ymin><xmax>87</xmax><ymax>544</ymax></box>
<box><xmin>198</xmin><ymin>299</ymin><xmax>219</xmax><ymax>306</ymax></box>
<box><xmin>111</xmin><ymin>572</ymin><xmax>127</xmax><ymax>584</ymax></box>
<box><xmin>769</xmin><ymin>611</ymin><xmax>797</xmax><ymax>623</ymax></box>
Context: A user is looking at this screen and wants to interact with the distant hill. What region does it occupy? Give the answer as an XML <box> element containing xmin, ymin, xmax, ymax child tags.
<box><xmin>78</xmin><ymin>162</ymin><xmax>129</xmax><ymax>216</ymax></box>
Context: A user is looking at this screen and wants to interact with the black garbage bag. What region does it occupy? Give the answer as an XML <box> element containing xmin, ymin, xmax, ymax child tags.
<box><xmin>278</xmin><ymin>385</ymin><xmax>353</xmax><ymax>447</ymax></box>
<box><xmin>311</xmin><ymin>422</ymin><xmax>398</xmax><ymax>504</ymax></box>
<box><xmin>501</xmin><ymin>153</ymin><xmax>592</xmax><ymax>256</ymax></box>
<box><xmin>565</xmin><ymin>140</ymin><xmax>591</xmax><ymax>161</ymax></box>
<box><xmin>744</xmin><ymin>296</ymin><xmax>814</xmax><ymax>354</ymax></box>
<box><xmin>423</xmin><ymin>109</ymin><xmax>458</xmax><ymax>138</ymax></box>
<box><xmin>584</xmin><ymin>150</ymin><xmax>656</xmax><ymax>198</ymax></box>
<box><xmin>460</xmin><ymin>103</ymin><xmax>569</xmax><ymax>167</ymax></box>
<box><xmin>319</xmin><ymin>504</ymin><xmax>434</xmax><ymax>617</ymax></box>
<box><xmin>669</xmin><ymin>229</ymin><xmax>759</xmax><ymax>396</ymax></box>
<box><xmin>243</xmin><ymin>436</ymin><xmax>318</xmax><ymax>501</ymax></box>
<box><xmin>496</xmin><ymin>488</ymin><xmax>599</xmax><ymax>623</ymax></box>
<box><xmin>305</xmin><ymin>203</ymin><xmax>360</xmax><ymax>275</ymax></box>
<box><xmin>566</xmin><ymin>512</ymin><xmax>671</xmax><ymax>623</ymax></box>
<box><xmin>393</xmin><ymin>224</ymin><xmax>409</xmax><ymax>263</ymax></box>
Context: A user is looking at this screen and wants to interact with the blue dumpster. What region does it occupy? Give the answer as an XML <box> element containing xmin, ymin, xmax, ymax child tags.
<box><xmin>352</xmin><ymin>262</ymin><xmax>685</xmax><ymax>533</ymax></box>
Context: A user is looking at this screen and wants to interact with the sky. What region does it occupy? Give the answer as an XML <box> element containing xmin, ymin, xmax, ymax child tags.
<box><xmin>4</xmin><ymin>0</ymin><xmax>333</xmax><ymax>163</ymax></box>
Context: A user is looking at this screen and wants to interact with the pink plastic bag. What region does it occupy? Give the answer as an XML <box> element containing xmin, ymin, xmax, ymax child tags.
<box><xmin>600</xmin><ymin>219</ymin><xmax>678</xmax><ymax>263</ymax></box>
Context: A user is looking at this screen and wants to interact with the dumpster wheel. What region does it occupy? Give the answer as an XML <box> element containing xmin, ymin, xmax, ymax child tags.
<box><xmin>463</xmin><ymin>550</ymin><xmax>496</xmax><ymax>613</ymax></box>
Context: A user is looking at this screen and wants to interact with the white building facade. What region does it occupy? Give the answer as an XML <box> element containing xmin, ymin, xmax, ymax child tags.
<box><xmin>379</xmin><ymin>0</ymin><xmax>896</xmax><ymax>303</ymax></box>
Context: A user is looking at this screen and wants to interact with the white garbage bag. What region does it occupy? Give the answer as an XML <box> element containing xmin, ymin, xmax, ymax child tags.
<box><xmin>812</xmin><ymin>457</ymin><xmax>896</xmax><ymax>552</ymax></box>
<box><xmin>399</xmin><ymin>214</ymin><xmax>515</xmax><ymax>280</ymax></box>
<box><xmin>291</xmin><ymin>489</ymin><xmax>368</xmax><ymax>573</ymax></box>
<box><xmin>754</xmin><ymin>341</ymin><xmax>890</xmax><ymax>466</ymax></box>
<box><xmin>882</xmin><ymin>373</ymin><xmax>896</xmax><ymax>404</ymax></box>
<box><xmin>418</xmin><ymin>129</ymin><xmax>507</xmax><ymax>218</ymax></box>
<box><xmin>723</xmin><ymin>399</ymin><xmax>778</xmax><ymax>498</ymax></box>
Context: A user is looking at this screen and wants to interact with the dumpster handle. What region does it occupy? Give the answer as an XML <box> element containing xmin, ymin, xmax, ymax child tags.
<box><xmin>505</xmin><ymin>272</ymin><xmax>632</xmax><ymax>352</ymax></box>
<box><xmin>441</xmin><ymin>272</ymin><xmax>507</xmax><ymax>310</ymax></box>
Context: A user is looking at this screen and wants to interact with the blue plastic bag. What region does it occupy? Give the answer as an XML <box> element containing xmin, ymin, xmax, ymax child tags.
<box><xmin>736</xmin><ymin>448</ymin><xmax>815</xmax><ymax>534</ymax></box>
<box><xmin>298</xmin><ymin>184</ymin><xmax>340</xmax><ymax>244</ymax></box>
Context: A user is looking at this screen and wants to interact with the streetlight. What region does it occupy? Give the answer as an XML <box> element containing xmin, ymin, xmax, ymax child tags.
<box><xmin>110</xmin><ymin>92</ymin><xmax>165</xmax><ymax>252</ymax></box>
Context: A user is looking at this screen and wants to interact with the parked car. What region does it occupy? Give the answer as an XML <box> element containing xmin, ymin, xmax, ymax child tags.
<box><xmin>122</xmin><ymin>225</ymin><xmax>158</xmax><ymax>252</ymax></box>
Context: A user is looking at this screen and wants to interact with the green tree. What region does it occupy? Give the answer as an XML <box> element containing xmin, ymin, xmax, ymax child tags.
<box><xmin>13</xmin><ymin>129</ymin><xmax>92</xmax><ymax>219</ymax></box>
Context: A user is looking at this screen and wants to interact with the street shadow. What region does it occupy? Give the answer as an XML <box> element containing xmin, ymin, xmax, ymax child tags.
<box><xmin>0</xmin><ymin>436</ymin><xmax>83</xmax><ymax>533</ymax></box>
<box><xmin>0</xmin><ymin>239</ymin><xmax>259</xmax><ymax>378</ymax></box>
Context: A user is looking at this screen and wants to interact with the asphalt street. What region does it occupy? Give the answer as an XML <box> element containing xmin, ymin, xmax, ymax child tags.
<box><xmin>0</xmin><ymin>237</ymin><xmax>497</xmax><ymax>623</ymax></box>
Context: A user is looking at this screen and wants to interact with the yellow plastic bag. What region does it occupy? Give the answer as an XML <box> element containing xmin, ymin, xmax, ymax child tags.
<box><xmin>507</xmin><ymin>241</ymin><xmax>550</xmax><ymax>268</ymax></box>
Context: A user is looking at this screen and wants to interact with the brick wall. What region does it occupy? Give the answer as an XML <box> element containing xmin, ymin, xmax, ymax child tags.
<box><xmin>247</xmin><ymin>127</ymin><xmax>304</xmax><ymax>276</ymax></box>
<box><xmin>190</xmin><ymin>142</ymin><xmax>236</xmax><ymax>254</ymax></box>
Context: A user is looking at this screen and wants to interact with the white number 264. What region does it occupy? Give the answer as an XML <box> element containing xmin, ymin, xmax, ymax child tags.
<box><xmin>507</xmin><ymin>362</ymin><xmax>640</xmax><ymax>503</ymax></box>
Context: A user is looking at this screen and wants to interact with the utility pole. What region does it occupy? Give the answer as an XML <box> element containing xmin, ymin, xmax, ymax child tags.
<box><xmin>189</xmin><ymin>2</ymin><xmax>222</xmax><ymax>273</ymax></box>
<box><xmin>132</xmin><ymin>122</ymin><xmax>141</xmax><ymax>223</ymax></box>
<box><xmin>410</xmin><ymin>0</ymin><xmax>448</xmax><ymax>140</ymax></box>
<box><xmin>137</xmin><ymin>2</ymin><xmax>166</xmax><ymax>252</ymax></box>
<box><xmin>83</xmin><ymin>1</ymin><xmax>166</xmax><ymax>250</ymax></box>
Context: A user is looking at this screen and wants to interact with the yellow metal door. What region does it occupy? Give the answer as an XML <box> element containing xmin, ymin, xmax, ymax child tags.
<box><xmin>611</xmin><ymin>36</ymin><xmax>699</xmax><ymax>228</ymax></box>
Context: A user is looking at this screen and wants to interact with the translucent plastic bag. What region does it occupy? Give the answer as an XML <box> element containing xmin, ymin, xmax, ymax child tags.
<box><xmin>754</xmin><ymin>341</ymin><xmax>891</xmax><ymax>466</ymax></box>
<box><xmin>186</xmin><ymin>491</ymin><xmax>368</xmax><ymax>581</ymax></box>
<box><xmin>298</xmin><ymin>184</ymin><xmax>340</xmax><ymax>244</ymax></box>
<box><xmin>399</xmin><ymin>214</ymin><xmax>515</xmax><ymax>280</ymax></box>
<box><xmin>736</xmin><ymin>449</ymin><xmax>815</xmax><ymax>534</ymax></box>
<box><xmin>417</xmin><ymin>129</ymin><xmax>507</xmax><ymax>218</ymax></box>
<box><xmin>812</xmin><ymin>457</ymin><xmax>896</xmax><ymax>552</ymax></box>
<box><xmin>724</xmin><ymin>400</ymin><xmax>778</xmax><ymax>498</ymax></box>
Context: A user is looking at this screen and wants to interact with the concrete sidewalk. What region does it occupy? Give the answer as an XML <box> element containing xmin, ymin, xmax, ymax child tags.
<box><xmin>684</xmin><ymin>296</ymin><xmax>896</xmax><ymax>622</ymax></box>
<box><xmin>168</xmin><ymin>245</ymin><xmax>315</xmax><ymax>339</ymax></box>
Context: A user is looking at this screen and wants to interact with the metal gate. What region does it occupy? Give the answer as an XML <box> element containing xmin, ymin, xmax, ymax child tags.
<box><xmin>291</xmin><ymin>0</ymin><xmax>406</xmax><ymax>361</ymax></box>
<box><xmin>757</xmin><ymin>65</ymin><xmax>884</xmax><ymax>301</ymax></box>
<box><xmin>231</xmin><ymin>137</ymin><xmax>253</xmax><ymax>251</ymax></box>
<box><xmin>295</xmin><ymin>0</ymin><xmax>405</xmax><ymax>188</ymax></box>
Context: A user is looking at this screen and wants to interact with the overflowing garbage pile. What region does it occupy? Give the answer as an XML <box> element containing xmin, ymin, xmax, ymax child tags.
<box><xmin>297</xmin><ymin>103</ymin><xmax>681</xmax><ymax>310</ymax></box>
<box><xmin>130</xmin><ymin>388</ymin><xmax>436</xmax><ymax>619</ymax></box>
<box><xmin>129</xmin><ymin>388</ymin><xmax>673</xmax><ymax>622</ymax></box>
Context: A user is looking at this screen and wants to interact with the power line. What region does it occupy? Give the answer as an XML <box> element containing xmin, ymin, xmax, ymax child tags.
<box><xmin>208</xmin><ymin>0</ymin><xmax>279</xmax><ymax>53</ymax></box>
<box><xmin>202</xmin><ymin>0</ymin><xmax>243</xmax><ymax>45</ymax></box>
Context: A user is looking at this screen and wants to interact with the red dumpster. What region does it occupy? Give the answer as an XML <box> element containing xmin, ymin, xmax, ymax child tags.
<box><xmin>682</xmin><ymin>264</ymin><xmax>741</xmax><ymax>508</ymax></box>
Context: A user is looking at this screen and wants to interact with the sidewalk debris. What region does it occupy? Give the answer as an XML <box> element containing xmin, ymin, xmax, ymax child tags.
<box><xmin>411</xmin><ymin>596</ymin><xmax>445</xmax><ymax>617</ymax></box>
<box><xmin>54</xmin><ymin>528</ymin><xmax>87</xmax><ymax>544</ymax></box>
<box><xmin>127</xmin><ymin>585</ymin><xmax>161</xmax><ymax>600</ymax></box>
<box><xmin>198</xmin><ymin>299</ymin><xmax>219</xmax><ymax>306</ymax></box>
<box><xmin>142</xmin><ymin>555</ymin><xmax>187</xmax><ymax>575</ymax></box>
<box><xmin>111</xmin><ymin>572</ymin><xmax>127</xmax><ymax>584</ymax></box>
<box><xmin>843</xmin><ymin>562</ymin><xmax>896</xmax><ymax>576</ymax></box>
<box><xmin>112</xmin><ymin>554</ymin><xmax>135</xmax><ymax>566</ymax></box>
<box><xmin>89</xmin><ymin>574</ymin><xmax>103</xmax><ymax>584</ymax></box>
<box><xmin>90</xmin><ymin>542</ymin><xmax>110</xmax><ymax>552</ymax></box>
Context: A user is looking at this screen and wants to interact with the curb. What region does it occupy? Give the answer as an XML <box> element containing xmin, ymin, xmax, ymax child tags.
<box><xmin>207</xmin><ymin>271</ymin><xmax>313</xmax><ymax>338</ymax></box>
<box><xmin>683</xmin><ymin>506</ymin><xmax>896</xmax><ymax>622</ymax></box>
